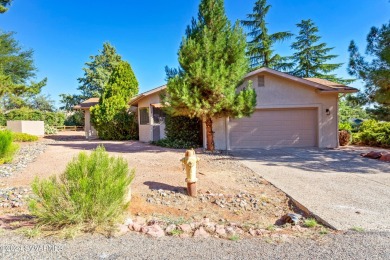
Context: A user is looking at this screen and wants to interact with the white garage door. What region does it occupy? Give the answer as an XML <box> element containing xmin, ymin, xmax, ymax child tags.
<box><xmin>230</xmin><ymin>109</ymin><xmax>317</xmax><ymax>149</ymax></box>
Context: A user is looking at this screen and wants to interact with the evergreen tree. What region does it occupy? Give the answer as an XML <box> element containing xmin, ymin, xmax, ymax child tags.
<box><xmin>348</xmin><ymin>21</ymin><xmax>390</xmax><ymax>107</ymax></box>
<box><xmin>289</xmin><ymin>19</ymin><xmax>350</xmax><ymax>84</ymax></box>
<box><xmin>91</xmin><ymin>61</ymin><xmax>139</xmax><ymax>140</ymax></box>
<box><xmin>241</xmin><ymin>0</ymin><xmax>293</xmax><ymax>70</ymax></box>
<box><xmin>0</xmin><ymin>0</ymin><xmax>12</xmax><ymax>13</ymax></box>
<box><xmin>0</xmin><ymin>31</ymin><xmax>47</xmax><ymax>110</ymax></box>
<box><xmin>164</xmin><ymin>0</ymin><xmax>256</xmax><ymax>151</ymax></box>
<box><xmin>60</xmin><ymin>42</ymin><xmax>122</xmax><ymax>111</ymax></box>
<box><xmin>77</xmin><ymin>42</ymin><xmax>122</xmax><ymax>99</ymax></box>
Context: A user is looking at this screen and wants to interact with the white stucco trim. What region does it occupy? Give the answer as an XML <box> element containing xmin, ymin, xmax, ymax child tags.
<box><xmin>336</xmin><ymin>95</ymin><xmax>340</xmax><ymax>148</ymax></box>
<box><xmin>225</xmin><ymin>117</ymin><xmax>230</xmax><ymax>151</ymax></box>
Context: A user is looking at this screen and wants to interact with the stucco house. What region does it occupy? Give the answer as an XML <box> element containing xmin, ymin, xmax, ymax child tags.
<box><xmin>129</xmin><ymin>68</ymin><xmax>358</xmax><ymax>150</ymax></box>
<box><xmin>74</xmin><ymin>97</ymin><xmax>99</xmax><ymax>139</ymax></box>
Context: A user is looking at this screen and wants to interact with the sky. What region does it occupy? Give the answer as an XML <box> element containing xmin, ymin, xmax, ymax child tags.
<box><xmin>1</xmin><ymin>0</ymin><xmax>389</xmax><ymax>108</ymax></box>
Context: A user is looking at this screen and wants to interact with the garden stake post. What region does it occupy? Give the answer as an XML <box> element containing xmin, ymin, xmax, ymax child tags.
<box><xmin>180</xmin><ymin>149</ymin><xmax>200</xmax><ymax>197</ymax></box>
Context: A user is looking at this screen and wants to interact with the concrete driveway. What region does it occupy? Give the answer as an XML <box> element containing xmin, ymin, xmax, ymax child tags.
<box><xmin>232</xmin><ymin>147</ymin><xmax>390</xmax><ymax>231</ymax></box>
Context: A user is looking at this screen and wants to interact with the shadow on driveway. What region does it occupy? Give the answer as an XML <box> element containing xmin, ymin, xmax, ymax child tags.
<box><xmin>44</xmin><ymin>134</ymin><xmax>186</xmax><ymax>154</ymax></box>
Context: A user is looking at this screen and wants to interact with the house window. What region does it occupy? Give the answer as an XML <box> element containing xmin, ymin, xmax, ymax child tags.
<box><xmin>139</xmin><ymin>107</ymin><xmax>149</xmax><ymax>125</ymax></box>
<box><xmin>152</xmin><ymin>107</ymin><xmax>165</xmax><ymax>124</ymax></box>
<box><xmin>257</xmin><ymin>75</ymin><xmax>265</xmax><ymax>87</ymax></box>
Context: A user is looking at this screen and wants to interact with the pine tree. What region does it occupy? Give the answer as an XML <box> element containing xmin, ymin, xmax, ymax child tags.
<box><xmin>241</xmin><ymin>0</ymin><xmax>293</xmax><ymax>70</ymax></box>
<box><xmin>164</xmin><ymin>0</ymin><xmax>256</xmax><ymax>151</ymax></box>
<box><xmin>91</xmin><ymin>61</ymin><xmax>139</xmax><ymax>140</ymax></box>
<box><xmin>0</xmin><ymin>0</ymin><xmax>12</xmax><ymax>13</ymax></box>
<box><xmin>348</xmin><ymin>21</ymin><xmax>390</xmax><ymax>106</ymax></box>
<box><xmin>289</xmin><ymin>19</ymin><xmax>350</xmax><ymax>84</ymax></box>
<box><xmin>0</xmin><ymin>31</ymin><xmax>47</xmax><ymax>110</ymax></box>
<box><xmin>77</xmin><ymin>42</ymin><xmax>122</xmax><ymax>99</ymax></box>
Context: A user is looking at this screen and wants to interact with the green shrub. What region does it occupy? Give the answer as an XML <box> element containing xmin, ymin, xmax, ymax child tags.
<box><xmin>339</xmin><ymin>122</ymin><xmax>352</xmax><ymax>131</ymax></box>
<box><xmin>93</xmin><ymin>109</ymin><xmax>138</xmax><ymax>140</ymax></box>
<box><xmin>304</xmin><ymin>218</ymin><xmax>318</xmax><ymax>228</ymax></box>
<box><xmin>44</xmin><ymin>125</ymin><xmax>58</xmax><ymax>135</ymax></box>
<box><xmin>12</xmin><ymin>132</ymin><xmax>39</xmax><ymax>142</ymax></box>
<box><xmin>4</xmin><ymin>108</ymin><xmax>65</xmax><ymax>126</ymax></box>
<box><xmin>0</xmin><ymin>130</ymin><xmax>19</xmax><ymax>164</ymax></box>
<box><xmin>0</xmin><ymin>113</ymin><xmax>5</xmax><ymax>126</ymax></box>
<box><xmin>64</xmin><ymin>111</ymin><xmax>84</xmax><ymax>126</ymax></box>
<box><xmin>29</xmin><ymin>146</ymin><xmax>135</xmax><ymax>234</ymax></box>
<box><xmin>353</xmin><ymin>120</ymin><xmax>390</xmax><ymax>148</ymax></box>
<box><xmin>153</xmin><ymin>115</ymin><xmax>201</xmax><ymax>149</ymax></box>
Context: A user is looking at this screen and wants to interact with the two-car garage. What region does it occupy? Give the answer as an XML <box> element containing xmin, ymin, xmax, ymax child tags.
<box><xmin>229</xmin><ymin>108</ymin><xmax>318</xmax><ymax>149</ymax></box>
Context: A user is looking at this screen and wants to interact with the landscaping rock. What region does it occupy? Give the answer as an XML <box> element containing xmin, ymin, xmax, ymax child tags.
<box><xmin>379</xmin><ymin>153</ymin><xmax>390</xmax><ymax>162</ymax></box>
<box><xmin>179</xmin><ymin>224</ymin><xmax>192</xmax><ymax>233</ymax></box>
<box><xmin>124</xmin><ymin>217</ymin><xmax>133</xmax><ymax>226</ymax></box>
<box><xmin>0</xmin><ymin>187</ymin><xmax>32</xmax><ymax>208</ymax></box>
<box><xmin>146</xmin><ymin>224</ymin><xmax>165</xmax><ymax>238</ymax></box>
<box><xmin>165</xmin><ymin>224</ymin><xmax>177</xmax><ymax>234</ymax></box>
<box><xmin>215</xmin><ymin>225</ymin><xmax>226</xmax><ymax>237</ymax></box>
<box><xmin>115</xmin><ymin>224</ymin><xmax>130</xmax><ymax>237</ymax></box>
<box><xmin>193</xmin><ymin>227</ymin><xmax>210</xmax><ymax>238</ymax></box>
<box><xmin>130</xmin><ymin>223</ymin><xmax>142</xmax><ymax>232</ymax></box>
<box><xmin>0</xmin><ymin>142</ymin><xmax>52</xmax><ymax>178</ymax></box>
<box><xmin>134</xmin><ymin>216</ymin><xmax>146</xmax><ymax>226</ymax></box>
<box><xmin>361</xmin><ymin>151</ymin><xmax>383</xmax><ymax>159</ymax></box>
<box><xmin>225</xmin><ymin>226</ymin><xmax>235</xmax><ymax>236</ymax></box>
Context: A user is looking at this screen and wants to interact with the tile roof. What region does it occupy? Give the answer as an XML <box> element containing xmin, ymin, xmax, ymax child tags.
<box><xmin>74</xmin><ymin>98</ymin><xmax>99</xmax><ymax>110</ymax></box>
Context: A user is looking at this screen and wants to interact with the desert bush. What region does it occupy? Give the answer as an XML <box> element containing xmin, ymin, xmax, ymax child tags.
<box><xmin>339</xmin><ymin>130</ymin><xmax>352</xmax><ymax>146</ymax></box>
<box><xmin>353</xmin><ymin>120</ymin><xmax>390</xmax><ymax>148</ymax></box>
<box><xmin>153</xmin><ymin>115</ymin><xmax>201</xmax><ymax>149</ymax></box>
<box><xmin>11</xmin><ymin>132</ymin><xmax>39</xmax><ymax>142</ymax></box>
<box><xmin>0</xmin><ymin>130</ymin><xmax>19</xmax><ymax>164</ymax></box>
<box><xmin>29</xmin><ymin>146</ymin><xmax>134</xmax><ymax>234</ymax></box>
<box><xmin>4</xmin><ymin>108</ymin><xmax>65</xmax><ymax>126</ymax></box>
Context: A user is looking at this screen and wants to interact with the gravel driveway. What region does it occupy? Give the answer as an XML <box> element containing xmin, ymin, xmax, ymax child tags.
<box><xmin>232</xmin><ymin>147</ymin><xmax>390</xmax><ymax>231</ymax></box>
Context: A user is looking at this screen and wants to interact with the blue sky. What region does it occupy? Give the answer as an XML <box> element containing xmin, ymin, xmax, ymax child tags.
<box><xmin>1</xmin><ymin>0</ymin><xmax>389</xmax><ymax>107</ymax></box>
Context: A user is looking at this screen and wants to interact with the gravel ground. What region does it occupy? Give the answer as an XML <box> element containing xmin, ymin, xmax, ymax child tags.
<box><xmin>0</xmin><ymin>230</ymin><xmax>389</xmax><ymax>259</ymax></box>
<box><xmin>0</xmin><ymin>141</ymin><xmax>52</xmax><ymax>178</ymax></box>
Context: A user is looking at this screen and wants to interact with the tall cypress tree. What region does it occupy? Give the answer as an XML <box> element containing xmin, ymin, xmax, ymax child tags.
<box><xmin>241</xmin><ymin>0</ymin><xmax>293</xmax><ymax>70</ymax></box>
<box><xmin>91</xmin><ymin>61</ymin><xmax>139</xmax><ymax>140</ymax></box>
<box><xmin>289</xmin><ymin>19</ymin><xmax>351</xmax><ymax>84</ymax></box>
<box><xmin>164</xmin><ymin>0</ymin><xmax>256</xmax><ymax>151</ymax></box>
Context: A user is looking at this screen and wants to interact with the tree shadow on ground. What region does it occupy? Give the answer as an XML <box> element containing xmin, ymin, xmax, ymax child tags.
<box><xmin>43</xmin><ymin>134</ymin><xmax>186</xmax><ymax>154</ymax></box>
<box><xmin>232</xmin><ymin>147</ymin><xmax>390</xmax><ymax>175</ymax></box>
<box><xmin>0</xmin><ymin>214</ymin><xmax>35</xmax><ymax>230</ymax></box>
<box><xmin>143</xmin><ymin>181</ymin><xmax>186</xmax><ymax>194</ymax></box>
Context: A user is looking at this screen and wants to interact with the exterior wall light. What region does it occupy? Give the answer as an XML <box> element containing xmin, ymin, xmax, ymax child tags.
<box><xmin>326</xmin><ymin>109</ymin><xmax>330</xmax><ymax>115</ymax></box>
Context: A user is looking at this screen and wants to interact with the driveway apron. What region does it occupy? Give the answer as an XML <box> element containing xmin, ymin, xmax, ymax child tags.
<box><xmin>232</xmin><ymin>148</ymin><xmax>390</xmax><ymax>231</ymax></box>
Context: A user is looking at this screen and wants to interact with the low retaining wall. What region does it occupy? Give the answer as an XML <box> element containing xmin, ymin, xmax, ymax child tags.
<box><xmin>7</xmin><ymin>120</ymin><xmax>45</xmax><ymax>136</ymax></box>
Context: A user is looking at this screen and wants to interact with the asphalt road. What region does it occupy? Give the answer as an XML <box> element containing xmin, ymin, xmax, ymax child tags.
<box><xmin>0</xmin><ymin>231</ymin><xmax>389</xmax><ymax>259</ymax></box>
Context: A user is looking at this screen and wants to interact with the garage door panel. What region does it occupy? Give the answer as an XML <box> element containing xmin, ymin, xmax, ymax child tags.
<box><xmin>230</xmin><ymin>109</ymin><xmax>317</xmax><ymax>148</ymax></box>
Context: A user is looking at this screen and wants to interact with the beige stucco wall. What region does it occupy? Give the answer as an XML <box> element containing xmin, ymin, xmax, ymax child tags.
<box><xmin>84</xmin><ymin>110</ymin><xmax>97</xmax><ymax>139</ymax></box>
<box><xmin>206</xmin><ymin>72</ymin><xmax>339</xmax><ymax>150</ymax></box>
<box><xmin>137</xmin><ymin>92</ymin><xmax>166</xmax><ymax>142</ymax></box>
<box><xmin>7</xmin><ymin>120</ymin><xmax>44</xmax><ymax>136</ymax></box>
